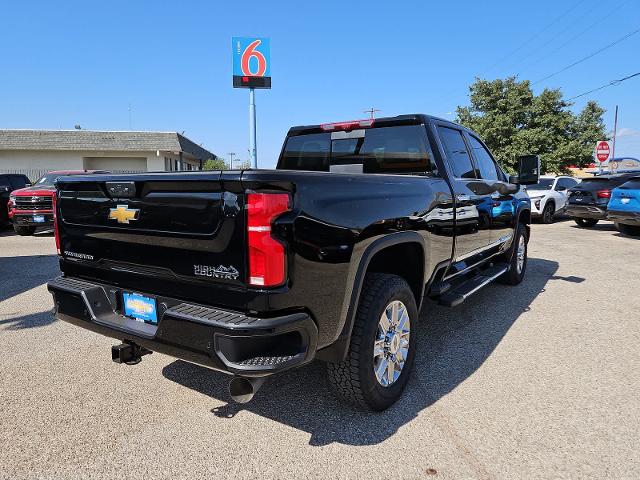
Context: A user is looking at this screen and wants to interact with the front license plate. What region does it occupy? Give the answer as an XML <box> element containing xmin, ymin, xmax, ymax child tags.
<box><xmin>33</xmin><ymin>215</ymin><xmax>45</xmax><ymax>223</ymax></box>
<box><xmin>123</xmin><ymin>292</ymin><xmax>158</xmax><ymax>324</ymax></box>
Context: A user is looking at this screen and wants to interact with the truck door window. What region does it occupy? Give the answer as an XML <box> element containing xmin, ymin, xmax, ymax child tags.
<box><xmin>0</xmin><ymin>175</ymin><xmax>10</xmax><ymax>189</ymax></box>
<box><xmin>468</xmin><ymin>135</ymin><xmax>499</xmax><ymax>181</ymax></box>
<box><xmin>437</xmin><ymin>127</ymin><xmax>476</xmax><ymax>179</ymax></box>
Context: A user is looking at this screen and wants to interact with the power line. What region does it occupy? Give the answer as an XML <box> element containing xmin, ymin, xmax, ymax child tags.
<box><xmin>480</xmin><ymin>0</ymin><xmax>588</xmax><ymax>76</ymax></box>
<box><xmin>439</xmin><ymin>0</ymin><xmax>588</xmax><ymax>101</ymax></box>
<box><xmin>519</xmin><ymin>0</ymin><xmax>631</xmax><ymax>76</ymax></box>
<box><xmin>532</xmin><ymin>26</ymin><xmax>640</xmax><ymax>86</ymax></box>
<box><xmin>567</xmin><ymin>72</ymin><xmax>640</xmax><ymax>100</ymax></box>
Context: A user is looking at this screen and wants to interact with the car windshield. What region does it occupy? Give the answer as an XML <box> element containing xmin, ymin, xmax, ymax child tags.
<box><xmin>34</xmin><ymin>173</ymin><xmax>62</xmax><ymax>187</ymax></box>
<box><xmin>527</xmin><ymin>179</ymin><xmax>554</xmax><ymax>190</ymax></box>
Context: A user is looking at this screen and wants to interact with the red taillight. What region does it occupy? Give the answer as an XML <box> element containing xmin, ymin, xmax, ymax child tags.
<box><xmin>247</xmin><ymin>193</ymin><xmax>290</xmax><ymax>287</ymax></box>
<box><xmin>52</xmin><ymin>192</ymin><xmax>61</xmax><ymax>255</ymax></box>
<box><xmin>596</xmin><ymin>189</ymin><xmax>611</xmax><ymax>199</ymax></box>
<box><xmin>320</xmin><ymin>119</ymin><xmax>375</xmax><ymax>131</ymax></box>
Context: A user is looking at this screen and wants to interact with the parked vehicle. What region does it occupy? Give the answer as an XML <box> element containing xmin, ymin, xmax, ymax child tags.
<box><xmin>8</xmin><ymin>170</ymin><xmax>106</xmax><ymax>235</ymax></box>
<box><xmin>47</xmin><ymin>114</ymin><xmax>538</xmax><ymax>410</ymax></box>
<box><xmin>607</xmin><ymin>177</ymin><xmax>640</xmax><ymax>236</ymax></box>
<box><xmin>565</xmin><ymin>173</ymin><xmax>639</xmax><ymax>228</ymax></box>
<box><xmin>1</xmin><ymin>173</ymin><xmax>31</xmax><ymax>226</ymax></box>
<box><xmin>525</xmin><ymin>175</ymin><xmax>578</xmax><ymax>224</ymax></box>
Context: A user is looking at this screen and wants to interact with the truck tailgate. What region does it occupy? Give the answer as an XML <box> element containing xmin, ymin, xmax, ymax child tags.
<box><xmin>55</xmin><ymin>172</ymin><xmax>248</xmax><ymax>305</ymax></box>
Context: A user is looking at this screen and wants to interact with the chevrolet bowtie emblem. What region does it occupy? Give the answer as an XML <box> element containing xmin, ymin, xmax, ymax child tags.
<box><xmin>108</xmin><ymin>205</ymin><xmax>140</xmax><ymax>224</ymax></box>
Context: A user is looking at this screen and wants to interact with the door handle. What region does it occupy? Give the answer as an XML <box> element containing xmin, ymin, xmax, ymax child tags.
<box><xmin>456</xmin><ymin>194</ymin><xmax>470</xmax><ymax>202</ymax></box>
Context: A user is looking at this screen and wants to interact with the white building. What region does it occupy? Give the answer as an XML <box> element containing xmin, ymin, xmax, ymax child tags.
<box><xmin>0</xmin><ymin>129</ymin><xmax>216</xmax><ymax>180</ymax></box>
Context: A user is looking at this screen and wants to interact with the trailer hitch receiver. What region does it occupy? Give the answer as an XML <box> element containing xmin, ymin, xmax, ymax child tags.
<box><xmin>112</xmin><ymin>341</ymin><xmax>152</xmax><ymax>365</ymax></box>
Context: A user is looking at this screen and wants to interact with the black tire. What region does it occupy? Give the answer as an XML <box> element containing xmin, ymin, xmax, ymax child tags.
<box><xmin>13</xmin><ymin>225</ymin><xmax>37</xmax><ymax>236</ymax></box>
<box><xmin>617</xmin><ymin>223</ymin><xmax>640</xmax><ymax>236</ymax></box>
<box><xmin>573</xmin><ymin>218</ymin><xmax>598</xmax><ymax>228</ymax></box>
<box><xmin>498</xmin><ymin>222</ymin><xmax>528</xmax><ymax>285</ymax></box>
<box><xmin>541</xmin><ymin>202</ymin><xmax>555</xmax><ymax>224</ymax></box>
<box><xmin>326</xmin><ymin>273</ymin><xmax>418</xmax><ymax>411</ymax></box>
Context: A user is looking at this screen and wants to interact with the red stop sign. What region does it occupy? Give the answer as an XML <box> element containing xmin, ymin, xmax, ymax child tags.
<box><xmin>596</xmin><ymin>141</ymin><xmax>610</xmax><ymax>162</ymax></box>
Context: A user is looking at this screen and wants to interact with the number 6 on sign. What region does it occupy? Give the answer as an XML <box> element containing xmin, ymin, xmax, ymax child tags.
<box><xmin>232</xmin><ymin>37</ymin><xmax>271</xmax><ymax>89</ymax></box>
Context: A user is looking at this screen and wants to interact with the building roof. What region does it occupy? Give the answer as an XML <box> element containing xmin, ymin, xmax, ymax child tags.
<box><xmin>0</xmin><ymin>129</ymin><xmax>215</xmax><ymax>160</ymax></box>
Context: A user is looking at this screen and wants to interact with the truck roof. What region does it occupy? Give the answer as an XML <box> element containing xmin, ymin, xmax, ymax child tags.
<box><xmin>286</xmin><ymin>114</ymin><xmax>466</xmax><ymax>136</ymax></box>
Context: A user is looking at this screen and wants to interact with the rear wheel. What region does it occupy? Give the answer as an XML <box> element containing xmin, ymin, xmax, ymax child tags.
<box><xmin>541</xmin><ymin>202</ymin><xmax>555</xmax><ymax>224</ymax></box>
<box><xmin>616</xmin><ymin>223</ymin><xmax>640</xmax><ymax>236</ymax></box>
<box><xmin>574</xmin><ymin>218</ymin><xmax>598</xmax><ymax>228</ymax></box>
<box><xmin>327</xmin><ymin>273</ymin><xmax>417</xmax><ymax>411</ymax></box>
<box><xmin>499</xmin><ymin>222</ymin><xmax>528</xmax><ymax>285</ymax></box>
<box><xmin>14</xmin><ymin>225</ymin><xmax>36</xmax><ymax>236</ymax></box>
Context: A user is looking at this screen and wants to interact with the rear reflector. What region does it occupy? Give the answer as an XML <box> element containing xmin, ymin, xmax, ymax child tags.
<box><xmin>320</xmin><ymin>119</ymin><xmax>375</xmax><ymax>131</ymax></box>
<box><xmin>52</xmin><ymin>192</ymin><xmax>61</xmax><ymax>255</ymax></box>
<box><xmin>596</xmin><ymin>189</ymin><xmax>611</xmax><ymax>199</ymax></box>
<box><xmin>247</xmin><ymin>193</ymin><xmax>290</xmax><ymax>287</ymax></box>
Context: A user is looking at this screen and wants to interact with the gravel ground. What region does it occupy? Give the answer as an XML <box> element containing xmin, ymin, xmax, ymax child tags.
<box><xmin>0</xmin><ymin>220</ymin><xmax>638</xmax><ymax>480</ymax></box>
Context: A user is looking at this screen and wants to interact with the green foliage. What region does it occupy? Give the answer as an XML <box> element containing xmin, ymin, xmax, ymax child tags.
<box><xmin>202</xmin><ymin>158</ymin><xmax>228</xmax><ymax>171</ymax></box>
<box><xmin>456</xmin><ymin>77</ymin><xmax>608</xmax><ymax>174</ymax></box>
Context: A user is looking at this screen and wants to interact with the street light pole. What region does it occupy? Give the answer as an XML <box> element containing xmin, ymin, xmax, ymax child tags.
<box><xmin>228</xmin><ymin>152</ymin><xmax>236</xmax><ymax>169</ymax></box>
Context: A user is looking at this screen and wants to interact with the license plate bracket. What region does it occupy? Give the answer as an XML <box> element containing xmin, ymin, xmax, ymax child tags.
<box><xmin>122</xmin><ymin>292</ymin><xmax>158</xmax><ymax>324</ymax></box>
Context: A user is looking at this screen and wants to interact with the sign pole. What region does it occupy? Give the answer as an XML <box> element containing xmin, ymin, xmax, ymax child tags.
<box><xmin>249</xmin><ymin>87</ymin><xmax>257</xmax><ymax>168</ymax></box>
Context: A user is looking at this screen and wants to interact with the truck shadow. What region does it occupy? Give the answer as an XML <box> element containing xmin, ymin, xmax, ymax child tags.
<box><xmin>0</xmin><ymin>254</ymin><xmax>59</xmax><ymax>304</ymax></box>
<box><xmin>162</xmin><ymin>257</ymin><xmax>559</xmax><ymax>446</ymax></box>
<box><xmin>0</xmin><ymin>310</ymin><xmax>56</xmax><ymax>329</ymax></box>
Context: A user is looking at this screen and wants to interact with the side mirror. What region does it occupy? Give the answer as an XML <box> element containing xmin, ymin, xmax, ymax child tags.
<box><xmin>515</xmin><ymin>155</ymin><xmax>540</xmax><ymax>185</ymax></box>
<box><xmin>556</xmin><ymin>186</ymin><xmax>567</xmax><ymax>192</ymax></box>
<box><xmin>495</xmin><ymin>182</ymin><xmax>519</xmax><ymax>195</ymax></box>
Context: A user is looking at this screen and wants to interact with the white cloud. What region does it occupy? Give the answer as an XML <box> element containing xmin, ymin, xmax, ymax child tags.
<box><xmin>616</xmin><ymin>128</ymin><xmax>640</xmax><ymax>138</ymax></box>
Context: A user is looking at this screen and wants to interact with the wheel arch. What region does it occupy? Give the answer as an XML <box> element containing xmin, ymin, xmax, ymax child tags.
<box><xmin>315</xmin><ymin>231</ymin><xmax>427</xmax><ymax>362</ymax></box>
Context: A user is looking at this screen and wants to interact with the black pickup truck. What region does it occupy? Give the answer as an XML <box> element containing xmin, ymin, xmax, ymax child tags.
<box><xmin>48</xmin><ymin>114</ymin><xmax>538</xmax><ymax>410</ymax></box>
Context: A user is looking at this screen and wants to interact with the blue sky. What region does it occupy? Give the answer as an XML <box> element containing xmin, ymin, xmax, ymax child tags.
<box><xmin>1</xmin><ymin>0</ymin><xmax>638</xmax><ymax>168</ymax></box>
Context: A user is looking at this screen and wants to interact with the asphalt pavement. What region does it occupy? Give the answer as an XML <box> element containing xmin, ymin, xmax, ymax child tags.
<box><xmin>0</xmin><ymin>220</ymin><xmax>638</xmax><ymax>479</ymax></box>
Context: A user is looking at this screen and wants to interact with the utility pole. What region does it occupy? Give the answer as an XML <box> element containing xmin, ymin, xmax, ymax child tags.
<box><xmin>611</xmin><ymin>105</ymin><xmax>619</xmax><ymax>173</ymax></box>
<box><xmin>363</xmin><ymin>108</ymin><xmax>381</xmax><ymax>119</ymax></box>
<box><xmin>228</xmin><ymin>152</ymin><xmax>236</xmax><ymax>169</ymax></box>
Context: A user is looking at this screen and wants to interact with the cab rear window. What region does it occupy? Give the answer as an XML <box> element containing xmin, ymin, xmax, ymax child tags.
<box><xmin>278</xmin><ymin>125</ymin><xmax>435</xmax><ymax>174</ymax></box>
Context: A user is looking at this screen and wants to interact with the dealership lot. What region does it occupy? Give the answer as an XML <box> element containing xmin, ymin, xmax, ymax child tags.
<box><xmin>0</xmin><ymin>220</ymin><xmax>638</xmax><ymax>480</ymax></box>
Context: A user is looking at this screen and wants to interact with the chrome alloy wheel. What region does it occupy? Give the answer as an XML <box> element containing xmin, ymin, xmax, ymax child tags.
<box><xmin>373</xmin><ymin>300</ymin><xmax>411</xmax><ymax>387</ymax></box>
<box><xmin>516</xmin><ymin>234</ymin><xmax>526</xmax><ymax>274</ymax></box>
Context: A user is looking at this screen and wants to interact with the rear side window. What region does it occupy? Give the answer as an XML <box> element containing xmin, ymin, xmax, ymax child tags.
<box><xmin>279</xmin><ymin>125</ymin><xmax>434</xmax><ymax>174</ymax></box>
<box><xmin>437</xmin><ymin>126</ymin><xmax>475</xmax><ymax>179</ymax></box>
<box><xmin>0</xmin><ymin>175</ymin><xmax>9</xmax><ymax>188</ymax></box>
<box><xmin>468</xmin><ymin>135</ymin><xmax>499</xmax><ymax>180</ymax></box>
<box><xmin>620</xmin><ymin>178</ymin><xmax>640</xmax><ymax>190</ymax></box>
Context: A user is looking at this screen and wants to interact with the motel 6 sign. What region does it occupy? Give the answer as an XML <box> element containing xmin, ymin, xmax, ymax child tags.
<box><xmin>232</xmin><ymin>37</ymin><xmax>271</xmax><ymax>89</ymax></box>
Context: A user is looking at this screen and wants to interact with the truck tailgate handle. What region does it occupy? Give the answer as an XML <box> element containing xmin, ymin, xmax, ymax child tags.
<box><xmin>456</xmin><ymin>194</ymin><xmax>470</xmax><ymax>202</ymax></box>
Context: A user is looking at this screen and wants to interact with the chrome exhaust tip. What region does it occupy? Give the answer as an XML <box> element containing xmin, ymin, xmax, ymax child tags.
<box><xmin>228</xmin><ymin>376</ymin><xmax>266</xmax><ymax>403</ymax></box>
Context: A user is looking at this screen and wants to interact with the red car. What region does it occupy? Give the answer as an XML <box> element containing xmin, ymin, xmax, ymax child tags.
<box><xmin>8</xmin><ymin>170</ymin><xmax>106</xmax><ymax>236</ymax></box>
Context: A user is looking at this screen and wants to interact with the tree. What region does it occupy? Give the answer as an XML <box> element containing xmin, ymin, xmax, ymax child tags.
<box><xmin>202</xmin><ymin>158</ymin><xmax>228</xmax><ymax>170</ymax></box>
<box><xmin>456</xmin><ymin>77</ymin><xmax>607</xmax><ymax>174</ymax></box>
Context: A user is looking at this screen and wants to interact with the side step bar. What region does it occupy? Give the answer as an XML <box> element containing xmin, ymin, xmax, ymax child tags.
<box><xmin>438</xmin><ymin>263</ymin><xmax>509</xmax><ymax>307</ymax></box>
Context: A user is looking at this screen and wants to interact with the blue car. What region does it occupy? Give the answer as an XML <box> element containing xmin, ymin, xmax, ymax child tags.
<box><xmin>608</xmin><ymin>177</ymin><xmax>640</xmax><ymax>236</ymax></box>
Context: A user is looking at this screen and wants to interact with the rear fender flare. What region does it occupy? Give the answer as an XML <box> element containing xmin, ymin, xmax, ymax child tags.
<box><xmin>316</xmin><ymin>231</ymin><xmax>427</xmax><ymax>362</ymax></box>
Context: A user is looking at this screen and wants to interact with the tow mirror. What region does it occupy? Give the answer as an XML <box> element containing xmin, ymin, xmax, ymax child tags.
<box><xmin>513</xmin><ymin>155</ymin><xmax>540</xmax><ymax>185</ymax></box>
